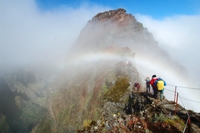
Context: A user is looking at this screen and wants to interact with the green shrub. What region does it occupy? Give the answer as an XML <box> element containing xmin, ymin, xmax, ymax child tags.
<box><xmin>82</xmin><ymin>120</ymin><xmax>92</xmax><ymax>128</ymax></box>
<box><xmin>104</xmin><ymin>76</ymin><xmax>130</xmax><ymax>102</ymax></box>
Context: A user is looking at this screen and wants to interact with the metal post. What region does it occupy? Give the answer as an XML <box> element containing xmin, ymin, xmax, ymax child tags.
<box><xmin>188</xmin><ymin>116</ymin><xmax>191</xmax><ymax>133</ymax></box>
<box><xmin>175</xmin><ymin>93</ymin><xmax>179</xmax><ymax>115</ymax></box>
<box><xmin>174</xmin><ymin>86</ymin><xmax>177</xmax><ymax>102</ymax></box>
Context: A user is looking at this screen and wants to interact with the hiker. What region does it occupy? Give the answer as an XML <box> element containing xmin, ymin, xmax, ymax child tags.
<box><xmin>149</xmin><ymin>75</ymin><xmax>158</xmax><ymax>98</ymax></box>
<box><xmin>154</xmin><ymin>77</ymin><xmax>166</xmax><ymax>100</ymax></box>
<box><xmin>125</xmin><ymin>60</ymin><xmax>132</xmax><ymax>67</ymax></box>
<box><xmin>128</xmin><ymin>61</ymin><xmax>132</xmax><ymax>67</ymax></box>
<box><xmin>134</xmin><ymin>83</ymin><xmax>140</xmax><ymax>91</ymax></box>
<box><xmin>145</xmin><ymin>77</ymin><xmax>150</xmax><ymax>93</ymax></box>
<box><xmin>125</xmin><ymin>60</ymin><xmax>129</xmax><ymax>67</ymax></box>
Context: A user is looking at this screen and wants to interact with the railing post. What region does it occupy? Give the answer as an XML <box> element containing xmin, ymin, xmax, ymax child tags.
<box><xmin>188</xmin><ymin>116</ymin><xmax>191</xmax><ymax>133</ymax></box>
<box><xmin>174</xmin><ymin>86</ymin><xmax>177</xmax><ymax>102</ymax></box>
<box><xmin>175</xmin><ymin>93</ymin><xmax>179</xmax><ymax>115</ymax></box>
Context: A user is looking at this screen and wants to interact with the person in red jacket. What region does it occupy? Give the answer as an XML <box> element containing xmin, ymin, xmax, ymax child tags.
<box><xmin>134</xmin><ymin>83</ymin><xmax>140</xmax><ymax>91</ymax></box>
<box><xmin>149</xmin><ymin>75</ymin><xmax>158</xmax><ymax>98</ymax></box>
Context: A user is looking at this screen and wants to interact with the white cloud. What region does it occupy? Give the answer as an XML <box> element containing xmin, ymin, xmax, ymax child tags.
<box><xmin>135</xmin><ymin>14</ymin><xmax>200</xmax><ymax>112</ymax></box>
<box><xmin>135</xmin><ymin>14</ymin><xmax>200</xmax><ymax>86</ymax></box>
<box><xmin>0</xmin><ymin>0</ymin><xmax>110</xmax><ymax>68</ymax></box>
<box><xmin>136</xmin><ymin>15</ymin><xmax>200</xmax><ymax>47</ymax></box>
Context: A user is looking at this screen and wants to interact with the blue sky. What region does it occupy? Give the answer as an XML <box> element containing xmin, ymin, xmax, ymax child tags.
<box><xmin>36</xmin><ymin>0</ymin><xmax>200</xmax><ymax>19</ymax></box>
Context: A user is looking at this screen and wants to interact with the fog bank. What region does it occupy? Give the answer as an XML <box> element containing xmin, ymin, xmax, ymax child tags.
<box><xmin>136</xmin><ymin>14</ymin><xmax>200</xmax><ymax>112</ymax></box>
<box><xmin>136</xmin><ymin>14</ymin><xmax>200</xmax><ymax>87</ymax></box>
<box><xmin>0</xmin><ymin>0</ymin><xmax>109</xmax><ymax>70</ymax></box>
<box><xmin>1</xmin><ymin>0</ymin><xmax>199</xmax><ymax>111</ymax></box>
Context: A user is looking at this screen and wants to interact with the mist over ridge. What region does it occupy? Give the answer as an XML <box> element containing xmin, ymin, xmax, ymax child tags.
<box><xmin>70</xmin><ymin>8</ymin><xmax>188</xmax><ymax>81</ymax></box>
<box><xmin>58</xmin><ymin>8</ymin><xmax>200</xmax><ymax>113</ymax></box>
<box><xmin>1</xmin><ymin>0</ymin><xmax>198</xmax><ymax>110</ymax></box>
<box><xmin>1</xmin><ymin>0</ymin><xmax>199</xmax><ymax>89</ymax></box>
<box><xmin>0</xmin><ymin>0</ymin><xmax>110</xmax><ymax>71</ymax></box>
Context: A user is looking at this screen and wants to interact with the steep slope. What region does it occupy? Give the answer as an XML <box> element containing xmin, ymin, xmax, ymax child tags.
<box><xmin>0</xmin><ymin>68</ymin><xmax>54</xmax><ymax>133</ymax></box>
<box><xmin>41</xmin><ymin>51</ymin><xmax>140</xmax><ymax>132</ymax></box>
<box><xmin>77</xmin><ymin>91</ymin><xmax>200</xmax><ymax>133</ymax></box>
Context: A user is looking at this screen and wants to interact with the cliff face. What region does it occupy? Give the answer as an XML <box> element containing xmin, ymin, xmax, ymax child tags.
<box><xmin>43</xmin><ymin>50</ymin><xmax>140</xmax><ymax>132</ymax></box>
<box><xmin>0</xmin><ymin>69</ymin><xmax>54</xmax><ymax>133</ymax></box>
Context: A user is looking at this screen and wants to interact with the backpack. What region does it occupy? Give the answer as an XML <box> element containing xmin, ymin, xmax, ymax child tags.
<box><xmin>156</xmin><ymin>80</ymin><xmax>164</xmax><ymax>90</ymax></box>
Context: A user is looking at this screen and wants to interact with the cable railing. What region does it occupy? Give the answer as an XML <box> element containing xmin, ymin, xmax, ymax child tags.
<box><xmin>179</xmin><ymin>96</ymin><xmax>200</xmax><ymax>104</ymax></box>
<box><xmin>165</xmin><ymin>88</ymin><xmax>175</xmax><ymax>93</ymax></box>
<box><xmin>178</xmin><ymin>93</ymin><xmax>191</xmax><ymax>133</ymax></box>
<box><xmin>142</xmin><ymin>81</ymin><xmax>200</xmax><ymax>133</ymax></box>
<box><xmin>167</xmin><ymin>84</ymin><xmax>200</xmax><ymax>90</ymax></box>
<box><xmin>165</xmin><ymin>85</ymin><xmax>199</xmax><ymax>133</ymax></box>
<box><xmin>54</xmin><ymin>81</ymin><xmax>199</xmax><ymax>132</ymax></box>
<box><xmin>165</xmin><ymin>89</ymin><xmax>174</xmax><ymax>95</ymax></box>
<box><xmin>183</xmin><ymin>117</ymin><xmax>190</xmax><ymax>133</ymax></box>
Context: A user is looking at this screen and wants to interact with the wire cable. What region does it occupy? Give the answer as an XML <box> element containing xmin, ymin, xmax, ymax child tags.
<box><xmin>178</xmin><ymin>94</ymin><xmax>190</xmax><ymax>117</ymax></box>
<box><xmin>165</xmin><ymin>90</ymin><xmax>174</xmax><ymax>95</ymax></box>
<box><xmin>165</xmin><ymin>87</ymin><xmax>200</xmax><ymax>104</ymax></box>
<box><xmin>179</xmin><ymin>96</ymin><xmax>200</xmax><ymax>104</ymax></box>
<box><xmin>167</xmin><ymin>84</ymin><xmax>200</xmax><ymax>90</ymax></box>
<box><xmin>165</xmin><ymin>88</ymin><xmax>175</xmax><ymax>92</ymax></box>
<box><xmin>182</xmin><ymin>117</ymin><xmax>189</xmax><ymax>133</ymax></box>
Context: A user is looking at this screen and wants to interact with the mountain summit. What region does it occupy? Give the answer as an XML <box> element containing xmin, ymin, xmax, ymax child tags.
<box><xmin>72</xmin><ymin>8</ymin><xmax>157</xmax><ymax>52</ymax></box>
<box><xmin>71</xmin><ymin>8</ymin><xmax>187</xmax><ymax>80</ymax></box>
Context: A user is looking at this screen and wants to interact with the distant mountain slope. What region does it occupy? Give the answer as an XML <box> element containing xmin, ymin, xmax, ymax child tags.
<box><xmin>0</xmin><ymin>69</ymin><xmax>49</xmax><ymax>133</ymax></box>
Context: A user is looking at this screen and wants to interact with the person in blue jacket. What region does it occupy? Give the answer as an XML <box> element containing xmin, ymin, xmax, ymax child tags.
<box><xmin>154</xmin><ymin>77</ymin><xmax>166</xmax><ymax>100</ymax></box>
<box><xmin>145</xmin><ymin>77</ymin><xmax>150</xmax><ymax>93</ymax></box>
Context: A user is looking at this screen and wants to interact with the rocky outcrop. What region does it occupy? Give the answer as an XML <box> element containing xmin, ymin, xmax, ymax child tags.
<box><xmin>73</xmin><ymin>8</ymin><xmax>154</xmax><ymax>48</ymax></box>
<box><xmin>92</xmin><ymin>8</ymin><xmax>136</xmax><ymax>26</ymax></box>
<box><xmin>77</xmin><ymin>92</ymin><xmax>200</xmax><ymax>133</ymax></box>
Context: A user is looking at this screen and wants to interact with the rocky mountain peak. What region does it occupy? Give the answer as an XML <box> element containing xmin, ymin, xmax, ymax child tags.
<box><xmin>73</xmin><ymin>8</ymin><xmax>146</xmax><ymax>54</ymax></box>
<box><xmin>91</xmin><ymin>8</ymin><xmax>135</xmax><ymax>25</ymax></box>
<box><xmin>73</xmin><ymin>8</ymin><xmax>188</xmax><ymax>82</ymax></box>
